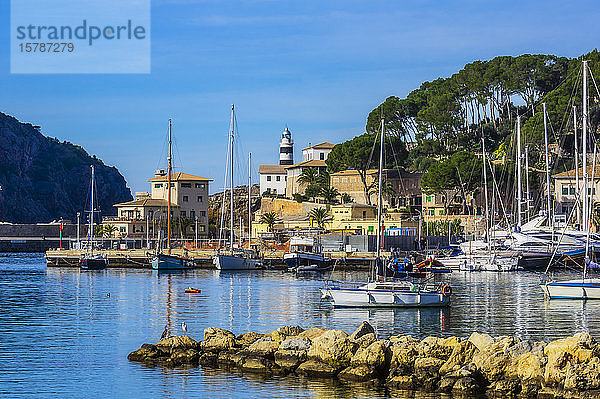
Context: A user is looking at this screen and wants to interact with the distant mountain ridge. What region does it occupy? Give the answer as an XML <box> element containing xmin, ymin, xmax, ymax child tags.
<box><xmin>0</xmin><ymin>112</ymin><xmax>132</xmax><ymax>223</ymax></box>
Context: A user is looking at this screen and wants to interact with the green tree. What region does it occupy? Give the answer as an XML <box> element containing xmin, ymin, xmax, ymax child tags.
<box><xmin>103</xmin><ymin>224</ymin><xmax>117</xmax><ymax>238</ymax></box>
<box><xmin>341</xmin><ymin>193</ymin><xmax>353</xmax><ymax>204</ymax></box>
<box><xmin>93</xmin><ymin>225</ymin><xmax>104</xmax><ymax>237</ymax></box>
<box><xmin>259</xmin><ymin>212</ymin><xmax>280</xmax><ymax>232</ymax></box>
<box><xmin>178</xmin><ymin>216</ymin><xmax>192</xmax><ymax>238</ymax></box>
<box><xmin>308</xmin><ymin>207</ymin><xmax>332</xmax><ymax>229</ymax></box>
<box><xmin>320</xmin><ymin>186</ymin><xmax>339</xmax><ymax>204</ymax></box>
<box><xmin>326</xmin><ymin>132</ymin><xmax>408</xmax><ymax>205</ymax></box>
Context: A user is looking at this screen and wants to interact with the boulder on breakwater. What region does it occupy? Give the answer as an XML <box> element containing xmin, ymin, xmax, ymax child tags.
<box><xmin>128</xmin><ymin>322</ymin><xmax>600</xmax><ymax>398</ymax></box>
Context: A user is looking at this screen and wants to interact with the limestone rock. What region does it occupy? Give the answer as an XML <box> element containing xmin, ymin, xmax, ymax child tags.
<box><xmin>388</xmin><ymin>335</ymin><xmax>420</xmax><ymax>374</ymax></box>
<box><xmin>299</xmin><ymin>327</ymin><xmax>327</xmax><ymax>340</ymax></box>
<box><xmin>468</xmin><ymin>332</ymin><xmax>495</xmax><ymax>352</ymax></box>
<box><xmin>452</xmin><ymin>376</ymin><xmax>481</xmax><ymax>394</ymax></box>
<box><xmin>506</xmin><ymin>351</ymin><xmax>545</xmax><ymax>382</ymax></box>
<box><xmin>236</xmin><ymin>332</ymin><xmax>264</xmax><ymax>348</ymax></box>
<box><xmin>338</xmin><ymin>365</ymin><xmax>378</xmax><ymax>382</ymax></box>
<box><xmin>544</xmin><ymin>332</ymin><xmax>599</xmax><ymax>387</ymax></box>
<box><xmin>296</xmin><ymin>360</ymin><xmax>339</xmax><ymax>377</ymax></box>
<box><xmin>488</xmin><ymin>378</ymin><xmax>521</xmax><ymax>396</ymax></box>
<box><xmin>267</xmin><ymin>325</ymin><xmax>304</xmax><ymax>343</ymax></box>
<box><xmin>418</xmin><ymin>336</ymin><xmax>455</xmax><ymax>361</ymax></box>
<box><xmin>439</xmin><ymin>340</ymin><xmax>478</xmax><ymax>375</ymax></box>
<box><xmin>240</xmin><ymin>356</ymin><xmax>274</xmax><ymax>374</ymax></box>
<box><xmin>414</xmin><ymin>357</ymin><xmax>445</xmax><ymax>389</ymax></box>
<box><xmin>307</xmin><ymin>329</ymin><xmax>357</xmax><ymax>369</ymax></box>
<box><xmin>165</xmin><ymin>349</ymin><xmax>199</xmax><ymax>367</ymax></box>
<box><xmin>352</xmin><ymin>333</ymin><xmax>376</xmax><ymax>348</ymax></box>
<box><xmin>350</xmin><ymin>321</ymin><xmax>375</xmax><ymax>341</ymax></box>
<box><xmin>386</xmin><ymin>375</ymin><xmax>414</xmax><ymax>389</ymax></box>
<box><xmin>481</xmin><ymin>350</ymin><xmax>511</xmax><ymax>382</ymax></box>
<box><xmin>247</xmin><ymin>337</ymin><xmax>279</xmax><ymax>358</ymax></box>
<box><xmin>350</xmin><ymin>340</ymin><xmax>389</xmax><ymax>370</ymax></box>
<box><xmin>279</xmin><ymin>337</ymin><xmax>311</xmax><ymax>352</ymax></box>
<box><xmin>127</xmin><ymin>344</ymin><xmax>167</xmax><ymax>362</ymax></box>
<box><xmin>274</xmin><ymin>349</ymin><xmax>307</xmax><ymax>369</ymax></box>
<box><xmin>155</xmin><ymin>335</ymin><xmax>198</xmax><ymax>354</ymax></box>
<box><xmin>199</xmin><ymin>328</ymin><xmax>237</xmax><ymax>352</ymax></box>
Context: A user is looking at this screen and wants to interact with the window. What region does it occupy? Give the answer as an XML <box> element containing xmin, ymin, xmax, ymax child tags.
<box><xmin>120</xmin><ymin>227</ymin><xmax>125</xmax><ymax>232</ymax></box>
<box><xmin>267</xmin><ymin>176</ymin><xmax>272</xmax><ymax>181</ymax></box>
<box><xmin>200</xmin><ymin>211</ymin><xmax>206</xmax><ymax>217</ymax></box>
<box><xmin>197</xmin><ymin>196</ymin><xmax>203</xmax><ymax>202</ymax></box>
<box><xmin>362</xmin><ymin>211</ymin><xmax>366</xmax><ymax>219</ymax></box>
<box><xmin>199</xmin><ymin>225</ymin><xmax>206</xmax><ymax>232</ymax></box>
<box><xmin>285</xmin><ymin>176</ymin><xmax>287</xmax><ymax>181</ymax></box>
<box><xmin>276</xmin><ymin>176</ymin><xmax>280</xmax><ymax>181</ymax></box>
<box><xmin>429</xmin><ymin>210</ymin><xmax>435</xmax><ymax>215</ymax></box>
<box><xmin>320</xmin><ymin>152</ymin><xmax>325</xmax><ymax>160</ymax></box>
<box><xmin>439</xmin><ymin>210</ymin><xmax>444</xmax><ymax>215</ymax></box>
<box><xmin>195</xmin><ymin>183</ymin><xmax>205</xmax><ymax>188</ymax></box>
<box><xmin>589</xmin><ymin>188</ymin><xmax>596</xmax><ymax>195</ymax></box>
<box><xmin>181</xmin><ymin>183</ymin><xmax>192</xmax><ymax>188</ymax></box>
<box><xmin>154</xmin><ymin>183</ymin><xmax>163</xmax><ymax>188</ymax></box>
<box><xmin>273</xmin><ymin>189</ymin><xmax>277</xmax><ymax>194</ymax></box>
<box><xmin>180</xmin><ymin>211</ymin><xmax>186</xmax><ymax>217</ymax></box>
<box><xmin>562</xmin><ymin>185</ymin><xmax>569</xmax><ymax>195</ymax></box>
<box><xmin>368</xmin><ymin>226</ymin><xmax>374</xmax><ymax>233</ymax></box>
<box><xmin>183</xmin><ymin>196</ymin><xmax>189</xmax><ymax>202</ymax></box>
<box><xmin>569</xmin><ymin>186</ymin><xmax>575</xmax><ymax>195</ymax></box>
<box><xmin>190</xmin><ymin>210</ymin><xmax>195</xmax><ymax>220</ymax></box>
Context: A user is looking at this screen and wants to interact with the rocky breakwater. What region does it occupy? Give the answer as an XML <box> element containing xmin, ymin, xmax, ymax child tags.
<box><xmin>128</xmin><ymin>323</ymin><xmax>600</xmax><ymax>398</ymax></box>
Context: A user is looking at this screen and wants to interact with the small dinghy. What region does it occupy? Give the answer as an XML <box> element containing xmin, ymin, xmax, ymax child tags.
<box><xmin>184</xmin><ymin>287</ymin><xmax>201</xmax><ymax>293</ymax></box>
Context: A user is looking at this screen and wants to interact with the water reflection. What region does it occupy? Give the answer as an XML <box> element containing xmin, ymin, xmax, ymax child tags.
<box><xmin>3</xmin><ymin>254</ymin><xmax>600</xmax><ymax>398</ymax></box>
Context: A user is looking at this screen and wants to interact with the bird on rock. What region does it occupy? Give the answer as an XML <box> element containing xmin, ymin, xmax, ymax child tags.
<box><xmin>160</xmin><ymin>325</ymin><xmax>169</xmax><ymax>340</ymax></box>
<box><xmin>181</xmin><ymin>322</ymin><xmax>188</xmax><ymax>333</ymax></box>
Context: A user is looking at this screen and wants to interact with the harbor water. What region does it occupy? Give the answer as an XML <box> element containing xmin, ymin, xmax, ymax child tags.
<box><xmin>2</xmin><ymin>253</ymin><xmax>600</xmax><ymax>398</ymax></box>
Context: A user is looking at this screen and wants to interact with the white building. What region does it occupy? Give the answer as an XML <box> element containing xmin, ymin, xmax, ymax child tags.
<box><xmin>302</xmin><ymin>142</ymin><xmax>335</xmax><ymax>162</ymax></box>
<box><xmin>258</xmin><ymin>165</ymin><xmax>287</xmax><ymax>196</ymax></box>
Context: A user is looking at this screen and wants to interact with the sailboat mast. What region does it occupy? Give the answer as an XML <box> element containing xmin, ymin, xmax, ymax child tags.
<box><xmin>167</xmin><ymin>119</ymin><xmax>172</xmax><ymax>254</ymax></box>
<box><xmin>376</xmin><ymin>116</ymin><xmax>384</xmax><ymax>266</ymax></box>
<box><xmin>88</xmin><ymin>165</ymin><xmax>95</xmax><ymax>254</ymax></box>
<box><xmin>516</xmin><ymin>116</ymin><xmax>522</xmax><ymax>229</ymax></box>
<box><xmin>574</xmin><ymin>105</ymin><xmax>580</xmax><ymax>227</ymax></box>
<box><xmin>525</xmin><ymin>146</ymin><xmax>530</xmax><ymax>222</ymax></box>
<box><xmin>482</xmin><ymin>138</ymin><xmax>490</xmax><ymax>254</ymax></box>
<box><xmin>543</xmin><ymin>103</ymin><xmax>553</xmax><ymax>234</ymax></box>
<box><xmin>248</xmin><ymin>152</ymin><xmax>252</xmax><ymax>244</ymax></box>
<box><xmin>230</xmin><ymin>104</ymin><xmax>235</xmax><ymax>252</ymax></box>
<box><xmin>583</xmin><ymin>61</ymin><xmax>588</xmax><ymax>244</ymax></box>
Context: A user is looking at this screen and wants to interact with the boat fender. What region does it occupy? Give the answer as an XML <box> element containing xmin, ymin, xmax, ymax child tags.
<box><xmin>442</xmin><ymin>284</ymin><xmax>452</xmax><ymax>297</ymax></box>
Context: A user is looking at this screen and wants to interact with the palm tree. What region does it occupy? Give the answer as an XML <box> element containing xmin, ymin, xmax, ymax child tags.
<box><xmin>320</xmin><ymin>186</ymin><xmax>339</xmax><ymax>204</ymax></box>
<box><xmin>341</xmin><ymin>193</ymin><xmax>353</xmax><ymax>204</ymax></box>
<box><xmin>297</xmin><ymin>167</ymin><xmax>321</xmax><ymax>186</ymax></box>
<box><xmin>259</xmin><ymin>212</ymin><xmax>280</xmax><ymax>232</ymax></box>
<box><xmin>308</xmin><ymin>207</ymin><xmax>332</xmax><ymax>229</ymax></box>
<box><xmin>178</xmin><ymin>216</ymin><xmax>193</xmax><ymax>238</ymax></box>
<box><xmin>103</xmin><ymin>224</ymin><xmax>117</xmax><ymax>238</ymax></box>
<box><xmin>93</xmin><ymin>224</ymin><xmax>104</xmax><ymax>238</ymax></box>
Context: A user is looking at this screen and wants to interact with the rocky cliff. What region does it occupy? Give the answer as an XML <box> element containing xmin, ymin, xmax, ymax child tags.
<box><xmin>0</xmin><ymin>112</ymin><xmax>132</xmax><ymax>223</ymax></box>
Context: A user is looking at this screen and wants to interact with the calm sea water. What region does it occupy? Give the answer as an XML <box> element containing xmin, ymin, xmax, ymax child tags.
<box><xmin>1</xmin><ymin>253</ymin><xmax>600</xmax><ymax>398</ymax></box>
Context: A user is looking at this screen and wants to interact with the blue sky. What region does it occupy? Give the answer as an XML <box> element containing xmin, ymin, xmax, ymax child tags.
<box><xmin>1</xmin><ymin>0</ymin><xmax>599</xmax><ymax>194</ymax></box>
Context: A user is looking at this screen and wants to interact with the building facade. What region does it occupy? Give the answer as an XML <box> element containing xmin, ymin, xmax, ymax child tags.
<box><xmin>302</xmin><ymin>142</ymin><xmax>335</xmax><ymax>162</ymax></box>
<box><xmin>258</xmin><ymin>165</ymin><xmax>288</xmax><ymax>196</ymax></box>
<box><xmin>285</xmin><ymin>159</ymin><xmax>328</xmax><ymax>196</ymax></box>
<box><xmin>104</xmin><ymin>170</ymin><xmax>212</xmax><ymax>238</ymax></box>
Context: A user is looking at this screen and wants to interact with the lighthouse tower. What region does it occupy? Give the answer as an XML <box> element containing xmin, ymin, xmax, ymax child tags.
<box><xmin>279</xmin><ymin>127</ymin><xmax>294</xmax><ymax>165</ymax></box>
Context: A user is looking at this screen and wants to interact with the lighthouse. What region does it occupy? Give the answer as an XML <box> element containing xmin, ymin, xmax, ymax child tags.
<box><xmin>279</xmin><ymin>127</ymin><xmax>294</xmax><ymax>165</ymax></box>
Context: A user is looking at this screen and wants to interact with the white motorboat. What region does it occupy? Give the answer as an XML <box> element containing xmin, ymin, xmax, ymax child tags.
<box><xmin>320</xmin><ymin>281</ymin><xmax>451</xmax><ymax>308</ymax></box>
<box><xmin>284</xmin><ymin>236</ymin><xmax>332</xmax><ymax>271</ymax></box>
<box><xmin>541</xmin><ymin>279</ymin><xmax>600</xmax><ymax>299</ymax></box>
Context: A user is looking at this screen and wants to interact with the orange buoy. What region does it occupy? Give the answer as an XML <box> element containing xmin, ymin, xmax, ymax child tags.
<box><xmin>441</xmin><ymin>284</ymin><xmax>452</xmax><ymax>297</ymax></box>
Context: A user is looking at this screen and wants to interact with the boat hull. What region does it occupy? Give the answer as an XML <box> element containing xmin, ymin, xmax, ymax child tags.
<box><xmin>284</xmin><ymin>252</ymin><xmax>332</xmax><ymax>271</ymax></box>
<box><xmin>79</xmin><ymin>258</ymin><xmax>107</xmax><ymax>270</ymax></box>
<box><xmin>541</xmin><ymin>279</ymin><xmax>600</xmax><ymax>299</ymax></box>
<box><xmin>321</xmin><ymin>287</ymin><xmax>450</xmax><ymax>308</ymax></box>
<box><xmin>214</xmin><ymin>254</ymin><xmax>262</xmax><ymax>270</ymax></box>
<box><xmin>151</xmin><ymin>254</ymin><xmax>191</xmax><ymax>270</ymax></box>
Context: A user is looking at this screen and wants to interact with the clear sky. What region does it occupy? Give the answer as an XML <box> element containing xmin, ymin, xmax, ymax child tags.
<box><xmin>1</xmin><ymin>0</ymin><xmax>598</xmax><ymax>194</ymax></box>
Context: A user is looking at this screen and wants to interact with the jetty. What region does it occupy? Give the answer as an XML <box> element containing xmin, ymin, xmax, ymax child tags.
<box><xmin>129</xmin><ymin>322</ymin><xmax>600</xmax><ymax>398</ymax></box>
<box><xmin>45</xmin><ymin>248</ymin><xmax>382</xmax><ymax>269</ymax></box>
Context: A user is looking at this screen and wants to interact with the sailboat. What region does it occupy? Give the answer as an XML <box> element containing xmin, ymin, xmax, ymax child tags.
<box><xmin>151</xmin><ymin>119</ymin><xmax>192</xmax><ymax>270</ymax></box>
<box><xmin>320</xmin><ymin>115</ymin><xmax>452</xmax><ymax>307</ymax></box>
<box><xmin>79</xmin><ymin>165</ymin><xmax>108</xmax><ymax>270</ymax></box>
<box><xmin>541</xmin><ymin>60</ymin><xmax>600</xmax><ymax>299</ymax></box>
<box><xmin>213</xmin><ymin>105</ymin><xmax>262</xmax><ymax>270</ymax></box>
